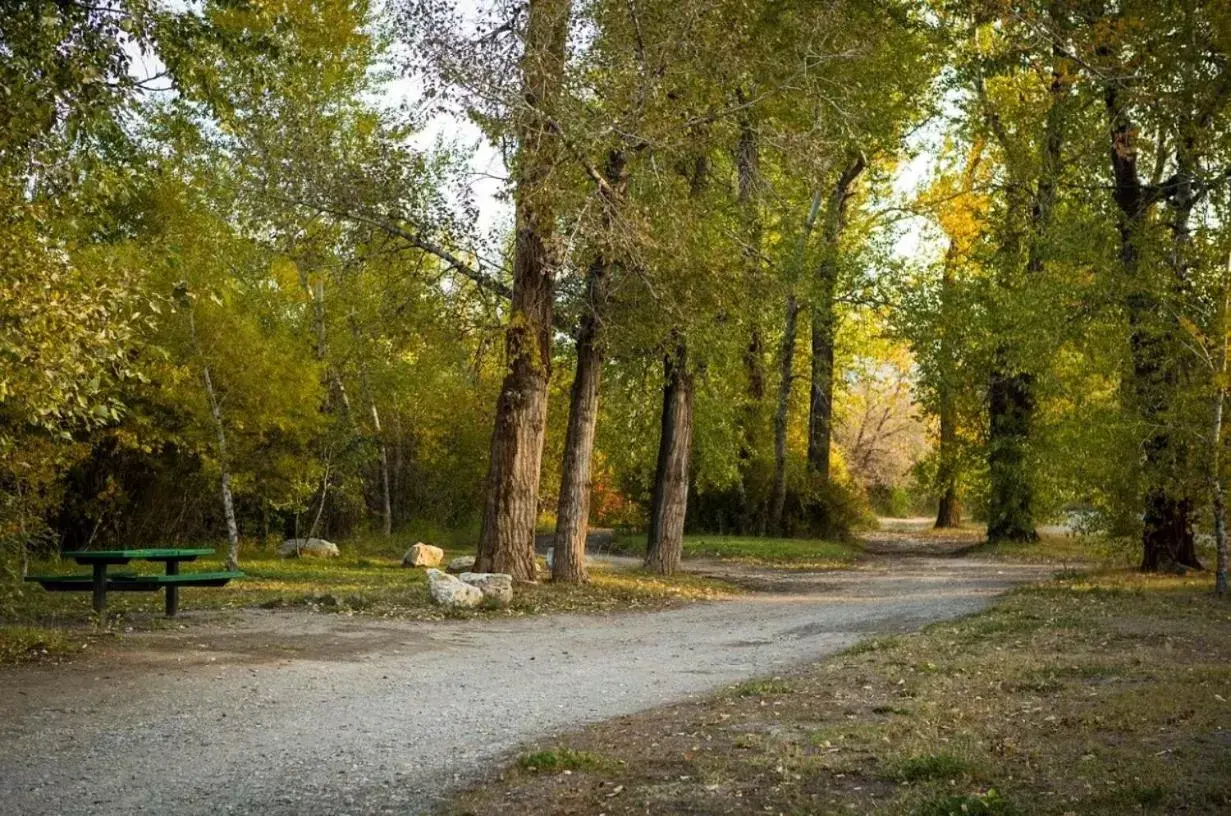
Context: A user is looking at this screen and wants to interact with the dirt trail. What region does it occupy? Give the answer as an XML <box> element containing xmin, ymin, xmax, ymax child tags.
<box><xmin>0</xmin><ymin>552</ymin><xmax>1049</xmax><ymax>816</ymax></box>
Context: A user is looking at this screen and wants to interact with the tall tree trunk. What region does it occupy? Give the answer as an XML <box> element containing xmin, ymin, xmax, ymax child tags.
<box><xmin>369</xmin><ymin>399</ymin><xmax>393</xmax><ymax>537</ymax></box>
<box><xmin>552</xmin><ymin>258</ymin><xmax>609</xmax><ymax>583</ymax></box>
<box><xmin>807</xmin><ymin>154</ymin><xmax>865</xmax><ymax>479</ymax></box>
<box><xmin>552</xmin><ymin>152</ymin><xmax>625</xmax><ymax>584</ymax></box>
<box><xmin>1104</xmin><ymin>78</ymin><xmax>1200</xmax><ymax>571</ymax></box>
<box><xmin>770</xmin><ymin>191</ymin><xmax>823</xmax><ymax>533</ymax></box>
<box><xmin>475</xmin><ymin>0</ymin><xmax>572</xmax><ymax>581</ymax></box>
<box><xmin>983</xmin><ymin>29</ymin><xmax>1070</xmax><ymax>544</ymax></box>
<box><xmin>934</xmin><ymin>237</ymin><xmax>962</xmax><ymax>529</ymax></box>
<box><xmin>934</xmin><ymin>263</ymin><xmax>961</xmax><ymax>529</ymax></box>
<box><xmin>203</xmin><ymin>365</ymin><xmax>241</xmax><ymax>572</ymax></box>
<box><xmin>735</xmin><ymin>106</ymin><xmax>766</xmax><ymax>532</ymax></box>
<box><xmin>933</xmin><ymin>142</ymin><xmax>985</xmax><ymax>529</ymax></box>
<box><xmin>349</xmin><ymin>316</ymin><xmax>393</xmax><ymax>538</ymax></box>
<box><xmin>646</xmin><ymin>342</ymin><xmax>694</xmax><ymax>576</ymax></box>
<box><xmin>180</xmin><ymin>294</ymin><xmax>241</xmax><ymax>571</ymax></box>
<box><xmin>770</xmin><ymin>294</ymin><xmax>799</xmax><ymax>533</ymax></box>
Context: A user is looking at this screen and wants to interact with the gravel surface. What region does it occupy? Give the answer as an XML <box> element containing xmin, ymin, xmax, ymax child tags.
<box><xmin>0</xmin><ymin>557</ymin><xmax>1051</xmax><ymax>816</ymax></box>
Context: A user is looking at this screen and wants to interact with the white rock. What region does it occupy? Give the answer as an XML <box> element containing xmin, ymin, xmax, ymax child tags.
<box><xmin>278</xmin><ymin>538</ymin><xmax>339</xmax><ymax>558</ymax></box>
<box><xmin>459</xmin><ymin>572</ymin><xmax>514</xmax><ymax>607</ymax></box>
<box><xmin>426</xmin><ymin>569</ymin><xmax>484</xmax><ymax>608</ymax></box>
<box><xmin>402</xmin><ymin>542</ymin><xmax>444</xmax><ymax>567</ymax></box>
<box><xmin>446</xmin><ymin>556</ymin><xmax>476</xmax><ymax>574</ymax></box>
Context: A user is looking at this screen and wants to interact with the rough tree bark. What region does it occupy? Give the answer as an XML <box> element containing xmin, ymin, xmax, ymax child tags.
<box><xmin>1104</xmin><ymin>79</ymin><xmax>1201</xmax><ymax>571</ymax></box>
<box><xmin>770</xmin><ymin>191</ymin><xmax>823</xmax><ymax>533</ymax></box>
<box><xmin>807</xmin><ymin>154</ymin><xmax>866</xmax><ymax>479</ymax></box>
<box><xmin>645</xmin><ymin>341</ymin><xmax>694</xmax><ymax>576</ymax></box>
<box><xmin>475</xmin><ymin>0</ymin><xmax>572</xmax><ymax>581</ymax></box>
<box><xmin>551</xmin><ymin>152</ymin><xmax>625</xmax><ymax>584</ymax></box>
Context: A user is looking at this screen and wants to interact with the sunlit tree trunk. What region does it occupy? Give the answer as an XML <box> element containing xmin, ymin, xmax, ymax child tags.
<box><xmin>552</xmin><ymin>258</ymin><xmax>608</xmax><ymax>583</ymax></box>
<box><xmin>770</xmin><ymin>191</ymin><xmax>822</xmax><ymax>533</ymax></box>
<box><xmin>476</xmin><ymin>0</ymin><xmax>572</xmax><ymax>581</ymax></box>
<box><xmin>552</xmin><ymin>151</ymin><xmax>624</xmax><ymax>583</ymax></box>
<box><xmin>770</xmin><ymin>294</ymin><xmax>799</xmax><ymax>532</ymax></box>
<box><xmin>807</xmin><ymin>155</ymin><xmax>865</xmax><ymax>479</ymax></box>
<box><xmin>645</xmin><ymin>342</ymin><xmax>694</xmax><ymax>576</ymax></box>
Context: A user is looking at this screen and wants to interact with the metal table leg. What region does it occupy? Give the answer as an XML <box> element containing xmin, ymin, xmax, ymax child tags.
<box><xmin>165</xmin><ymin>559</ymin><xmax>179</xmax><ymax>617</ymax></box>
<box><xmin>92</xmin><ymin>562</ymin><xmax>107</xmax><ymax>619</ymax></box>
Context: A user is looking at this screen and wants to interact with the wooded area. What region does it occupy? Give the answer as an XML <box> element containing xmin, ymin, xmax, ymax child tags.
<box><xmin>3</xmin><ymin>0</ymin><xmax>1231</xmax><ymax>605</ymax></box>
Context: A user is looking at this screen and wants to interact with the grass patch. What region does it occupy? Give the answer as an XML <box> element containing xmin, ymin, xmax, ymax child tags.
<box><xmin>916</xmin><ymin>789</ymin><xmax>1014</xmax><ymax>816</ymax></box>
<box><xmin>452</xmin><ymin>567</ymin><xmax>1231</xmax><ymax>815</ymax></box>
<box><xmin>966</xmin><ymin>533</ymin><xmax>1122</xmax><ymax>565</ymax></box>
<box><xmin>0</xmin><ymin>625</ymin><xmax>88</xmax><ymax>665</ymax></box>
<box><xmin>8</xmin><ymin>534</ymin><xmax>739</xmax><ymax>634</ymax></box>
<box><xmin>891</xmin><ymin>751</ymin><xmax>972</xmax><ymax>782</ymax></box>
<box><xmin>518</xmin><ymin>749</ymin><xmax>610</xmax><ymax>773</ymax></box>
<box><xmin>608</xmin><ymin>533</ymin><xmax>861</xmax><ymax>568</ymax></box>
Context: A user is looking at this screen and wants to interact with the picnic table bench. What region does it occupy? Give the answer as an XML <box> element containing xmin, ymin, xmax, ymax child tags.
<box><xmin>26</xmin><ymin>549</ymin><xmax>244</xmax><ymax>618</ymax></box>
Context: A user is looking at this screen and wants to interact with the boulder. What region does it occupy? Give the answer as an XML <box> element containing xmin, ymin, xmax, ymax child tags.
<box><xmin>402</xmin><ymin>542</ymin><xmax>444</xmax><ymax>568</ymax></box>
<box><xmin>459</xmin><ymin>572</ymin><xmax>514</xmax><ymax>607</ymax></box>
<box><xmin>426</xmin><ymin>569</ymin><xmax>483</xmax><ymax>609</ymax></box>
<box><xmin>446</xmin><ymin>555</ymin><xmax>476</xmax><ymax>574</ymax></box>
<box><xmin>278</xmin><ymin>538</ymin><xmax>339</xmax><ymax>558</ymax></box>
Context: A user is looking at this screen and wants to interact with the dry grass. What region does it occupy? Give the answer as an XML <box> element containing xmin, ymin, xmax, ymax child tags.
<box><xmin>452</xmin><ymin>568</ymin><xmax>1231</xmax><ymax>815</ymax></box>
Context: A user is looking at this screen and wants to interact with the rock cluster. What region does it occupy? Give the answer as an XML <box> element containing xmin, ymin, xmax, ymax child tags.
<box><xmin>426</xmin><ymin>569</ymin><xmax>513</xmax><ymax>608</ymax></box>
<box><xmin>278</xmin><ymin>538</ymin><xmax>339</xmax><ymax>558</ymax></box>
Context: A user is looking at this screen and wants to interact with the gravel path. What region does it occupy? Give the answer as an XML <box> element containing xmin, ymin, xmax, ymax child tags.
<box><xmin>0</xmin><ymin>557</ymin><xmax>1050</xmax><ymax>816</ymax></box>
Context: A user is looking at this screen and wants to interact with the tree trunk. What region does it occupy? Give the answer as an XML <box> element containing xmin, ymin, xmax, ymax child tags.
<box><xmin>552</xmin><ymin>258</ymin><xmax>609</xmax><ymax>584</ymax></box>
<box><xmin>934</xmin><ymin>361</ymin><xmax>961</xmax><ymax>528</ymax></box>
<box><xmin>735</xmin><ymin>107</ymin><xmax>766</xmax><ymax>532</ymax></box>
<box><xmin>475</xmin><ymin>0</ymin><xmax>572</xmax><ymax>581</ymax></box>
<box><xmin>1103</xmin><ymin>79</ymin><xmax>1201</xmax><ymax>571</ymax></box>
<box><xmin>552</xmin><ymin>150</ymin><xmax>624</xmax><ymax>583</ymax></box>
<box><xmin>645</xmin><ymin>342</ymin><xmax>694</xmax><ymax>576</ymax></box>
<box><xmin>770</xmin><ymin>295</ymin><xmax>799</xmax><ymax>533</ymax></box>
<box><xmin>932</xmin><ymin>142</ymin><xmax>987</xmax><ymax>529</ymax></box>
<box><xmin>986</xmin><ymin>365</ymin><xmax>1036</xmax><ymax>542</ymax></box>
<box><xmin>1214</xmin><ymin>389</ymin><xmax>1228</xmax><ymax>593</ymax></box>
<box><xmin>1215</xmin><ymin>265</ymin><xmax>1230</xmax><ymax>596</ymax></box>
<box><xmin>770</xmin><ymin>192</ymin><xmax>823</xmax><ymax>533</ymax></box>
<box><xmin>370</xmin><ymin>399</ymin><xmax>393</xmax><ymax>537</ymax></box>
<box><xmin>202</xmin><ymin>364</ymin><xmax>240</xmax><ymax>570</ymax></box>
<box><xmin>934</xmin><ymin>246</ymin><xmax>961</xmax><ymax>529</ymax></box>
<box><xmin>181</xmin><ymin>296</ymin><xmax>241</xmax><ymax>571</ymax></box>
<box><xmin>807</xmin><ymin>155</ymin><xmax>865</xmax><ymax>479</ymax></box>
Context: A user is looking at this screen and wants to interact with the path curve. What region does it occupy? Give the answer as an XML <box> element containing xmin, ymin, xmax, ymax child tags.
<box><xmin>0</xmin><ymin>557</ymin><xmax>1050</xmax><ymax>816</ymax></box>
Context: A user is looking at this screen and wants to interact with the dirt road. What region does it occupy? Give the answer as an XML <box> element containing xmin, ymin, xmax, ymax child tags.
<box><xmin>0</xmin><ymin>557</ymin><xmax>1050</xmax><ymax>815</ymax></box>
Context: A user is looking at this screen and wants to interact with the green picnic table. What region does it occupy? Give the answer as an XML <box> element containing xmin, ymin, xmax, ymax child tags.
<box><xmin>26</xmin><ymin>549</ymin><xmax>244</xmax><ymax>618</ymax></box>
